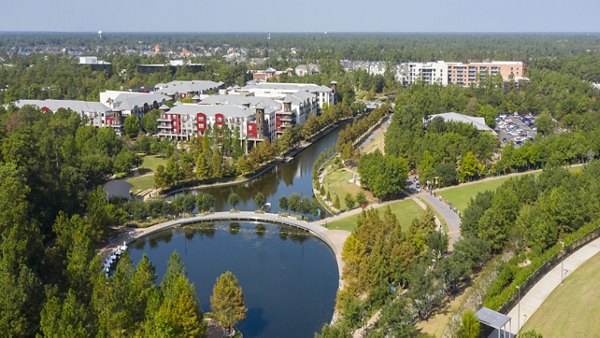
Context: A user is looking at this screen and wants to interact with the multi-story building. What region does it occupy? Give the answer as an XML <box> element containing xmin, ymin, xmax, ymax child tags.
<box><xmin>156</xmin><ymin>102</ymin><xmax>277</xmax><ymax>146</ymax></box>
<box><xmin>14</xmin><ymin>99</ymin><xmax>122</xmax><ymax>133</ymax></box>
<box><xmin>99</xmin><ymin>91</ymin><xmax>170</xmax><ymax>119</ymax></box>
<box><xmin>154</xmin><ymin>80</ymin><xmax>224</xmax><ymax>99</ymax></box>
<box><xmin>236</xmin><ymin>82</ymin><xmax>335</xmax><ymax>110</ymax></box>
<box><xmin>404</xmin><ymin>61</ymin><xmax>449</xmax><ymax>86</ymax></box>
<box><xmin>446</xmin><ymin>61</ymin><xmax>524</xmax><ymax>87</ymax></box>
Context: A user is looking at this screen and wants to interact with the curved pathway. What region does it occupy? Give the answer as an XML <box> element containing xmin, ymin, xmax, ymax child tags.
<box><xmin>506</xmin><ymin>236</ymin><xmax>600</xmax><ymax>335</ymax></box>
<box><xmin>418</xmin><ymin>192</ymin><xmax>462</xmax><ymax>250</ymax></box>
<box><xmin>102</xmin><ymin>211</ymin><xmax>350</xmax><ymax>284</ymax></box>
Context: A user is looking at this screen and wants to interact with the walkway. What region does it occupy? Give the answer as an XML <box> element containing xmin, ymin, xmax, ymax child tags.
<box><xmin>419</xmin><ymin>192</ymin><xmax>462</xmax><ymax>249</ymax></box>
<box><xmin>102</xmin><ymin>211</ymin><xmax>350</xmax><ymax>283</ymax></box>
<box><xmin>506</xmin><ymin>236</ymin><xmax>600</xmax><ymax>335</ymax></box>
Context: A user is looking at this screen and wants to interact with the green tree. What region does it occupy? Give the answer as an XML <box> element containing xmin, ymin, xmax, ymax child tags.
<box><xmin>458</xmin><ymin>309</ymin><xmax>480</xmax><ymax>338</ymax></box>
<box><xmin>460</xmin><ymin>151</ymin><xmax>483</xmax><ymax>182</ymax></box>
<box><xmin>210</xmin><ymin>271</ymin><xmax>247</xmax><ymax>336</ymax></box>
<box><xmin>228</xmin><ymin>192</ymin><xmax>241</xmax><ymax>210</ymax></box>
<box><xmin>40</xmin><ymin>289</ymin><xmax>89</xmax><ymax>337</ymax></box>
<box><xmin>344</xmin><ymin>193</ymin><xmax>356</xmax><ymax>210</ymax></box>
<box><xmin>196</xmin><ymin>193</ymin><xmax>215</xmax><ymax>213</ymax></box>
<box><xmin>254</xmin><ymin>192</ymin><xmax>266</xmax><ymax>208</ymax></box>
<box><xmin>355</xmin><ymin>191</ymin><xmax>367</xmax><ymax>207</ymax></box>
<box><xmin>333</xmin><ymin>195</ymin><xmax>341</xmax><ymax>209</ymax></box>
<box><xmin>124</xmin><ymin>114</ymin><xmax>140</xmax><ymax>138</ymax></box>
<box><xmin>142</xmin><ymin>109</ymin><xmax>161</xmax><ymax>134</ymax></box>
<box><xmin>278</xmin><ymin>196</ymin><xmax>288</xmax><ymax>211</ymax></box>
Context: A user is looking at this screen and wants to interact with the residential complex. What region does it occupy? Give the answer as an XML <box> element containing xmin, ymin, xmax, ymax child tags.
<box><xmin>340</xmin><ymin>59</ymin><xmax>525</xmax><ymax>87</ymax></box>
<box><xmin>14</xmin><ymin>80</ymin><xmax>335</xmax><ymax>148</ymax></box>
<box><xmin>399</xmin><ymin>61</ymin><xmax>524</xmax><ymax>86</ymax></box>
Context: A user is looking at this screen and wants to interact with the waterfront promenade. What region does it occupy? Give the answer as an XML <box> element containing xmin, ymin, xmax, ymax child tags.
<box><xmin>102</xmin><ymin>211</ymin><xmax>350</xmax><ymax>282</ymax></box>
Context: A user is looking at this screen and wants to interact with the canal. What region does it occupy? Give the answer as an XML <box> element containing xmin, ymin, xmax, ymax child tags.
<box><xmin>129</xmin><ymin>125</ymin><xmax>344</xmax><ymax>337</ymax></box>
<box><xmin>180</xmin><ymin>125</ymin><xmax>342</xmax><ymax>218</ymax></box>
<box><xmin>129</xmin><ymin>222</ymin><xmax>339</xmax><ymax>338</ymax></box>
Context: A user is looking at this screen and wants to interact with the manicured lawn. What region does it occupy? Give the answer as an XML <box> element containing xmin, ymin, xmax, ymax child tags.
<box><xmin>327</xmin><ymin>199</ymin><xmax>425</xmax><ymax>232</ymax></box>
<box><xmin>127</xmin><ymin>175</ymin><xmax>155</xmax><ymax>193</ymax></box>
<box><xmin>437</xmin><ymin>178</ymin><xmax>511</xmax><ymax>212</ymax></box>
<box><xmin>139</xmin><ymin>155</ymin><xmax>168</xmax><ymax>172</ymax></box>
<box><xmin>437</xmin><ymin>165</ymin><xmax>583</xmax><ymax>212</ymax></box>
<box><xmin>323</xmin><ymin>169</ymin><xmax>374</xmax><ymax>211</ymax></box>
<box><xmin>521</xmin><ymin>251</ymin><xmax>600</xmax><ymax>336</ymax></box>
<box><xmin>124</xmin><ymin>155</ymin><xmax>167</xmax><ymax>193</ymax></box>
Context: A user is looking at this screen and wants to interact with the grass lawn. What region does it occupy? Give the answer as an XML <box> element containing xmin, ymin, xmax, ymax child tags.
<box><xmin>124</xmin><ymin>155</ymin><xmax>168</xmax><ymax>193</ymax></box>
<box><xmin>327</xmin><ymin>199</ymin><xmax>425</xmax><ymax>232</ymax></box>
<box><xmin>139</xmin><ymin>155</ymin><xmax>168</xmax><ymax>172</ymax></box>
<box><xmin>323</xmin><ymin>169</ymin><xmax>375</xmax><ymax>210</ymax></box>
<box><xmin>127</xmin><ymin>175</ymin><xmax>155</xmax><ymax>193</ymax></box>
<box><xmin>521</xmin><ymin>251</ymin><xmax>600</xmax><ymax>336</ymax></box>
<box><xmin>437</xmin><ymin>177</ymin><xmax>511</xmax><ymax>212</ymax></box>
<box><xmin>437</xmin><ymin>165</ymin><xmax>583</xmax><ymax>212</ymax></box>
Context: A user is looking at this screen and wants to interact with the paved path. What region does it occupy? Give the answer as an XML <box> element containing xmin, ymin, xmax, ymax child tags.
<box><xmin>506</xmin><ymin>236</ymin><xmax>600</xmax><ymax>335</ymax></box>
<box><xmin>418</xmin><ymin>192</ymin><xmax>462</xmax><ymax>250</ymax></box>
<box><xmin>102</xmin><ymin>211</ymin><xmax>350</xmax><ymax>283</ymax></box>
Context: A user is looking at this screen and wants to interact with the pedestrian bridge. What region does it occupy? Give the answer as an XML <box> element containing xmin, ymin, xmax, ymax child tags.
<box><xmin>103</xmin><ymin>211</ymin><xmax>350</xmax><ymax>281</ymax></box>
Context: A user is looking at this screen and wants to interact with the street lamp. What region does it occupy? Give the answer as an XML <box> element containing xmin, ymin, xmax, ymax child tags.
<box><xmin>517</xmin><ymin>285</ymin><xmax>521</xmax><ymax>333</ymax></box>
<box><xmin>561</xmin><ymin>241</ymin><xmax>565</xmax><ymax>284</ymax></box>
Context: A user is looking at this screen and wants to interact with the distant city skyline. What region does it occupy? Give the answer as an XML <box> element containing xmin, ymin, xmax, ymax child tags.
<box><xmin>1</xmin><ymin>0</ymin><xmax>600</xmax><ymax>33</ymax></box>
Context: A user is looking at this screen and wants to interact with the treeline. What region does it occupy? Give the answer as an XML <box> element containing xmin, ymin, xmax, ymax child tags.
<box><xmin>459</xmin><ymin>163</ymin><xmax>600</xmax><ymax>310</ymax></box>
<box><xmin>336</xmin><ymin>104</ymin><xmax>390</xmax><ymax>159</ymax></box>
<box><xmin>4</xmin><ymin>33</ymin><xmax>600</xmax><ymax>61</ymax></box>
<box><xmin>384</xmin><ymin>64</ymin><xmax>600</xmax><ymax>186</ymax></box>
<box><xmin>321</xmin><ymin>207</ymin><xmax>492</xmax><ymax>336</ymax></box>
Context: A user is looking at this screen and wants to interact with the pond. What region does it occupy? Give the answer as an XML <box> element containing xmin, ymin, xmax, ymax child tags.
<box><xmin>128</xmin><ymin>221</ymin><xmax>339</xmax><ymax>338</ymax></box>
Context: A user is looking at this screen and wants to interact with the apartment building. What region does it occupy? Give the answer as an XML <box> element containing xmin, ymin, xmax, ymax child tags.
<box><xmin>154</xmin><ymin>80</ymin><xmax>224</xmax><ymax>99</ymax></box>
<box><xmin>99</xmin><ymin>91</ymin><xmax>170</xmax><ymax>119</ymax></box>
<box><xmin>447</xmin><ymin>61</ymin><xmax>524</xmax><ymax>87</ymax></box>
<box><xmin>157</xmin><ymin>102</ymin><xmax>277</xmax><ymax>144</ymax></box>
<box><xmin>399</xmin><ymin>61</ymin><xmax>449</xmax><ymax>86</ymax></box>
<box><xmin>14</xmin><ymin>99</ymin><xmax>121</xmax><ymax>132</ymax></box>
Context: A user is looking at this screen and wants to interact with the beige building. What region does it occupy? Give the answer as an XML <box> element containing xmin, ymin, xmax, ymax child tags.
<box><xmin>447</xmin><ymin>61</ymin><xmax>524</xmax><ymax>87</ymax></box>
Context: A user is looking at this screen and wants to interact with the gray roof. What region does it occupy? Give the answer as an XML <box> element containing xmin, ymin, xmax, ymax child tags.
<box><xmin>476</xmin><ymin>307</ymin><xmax>511</xmax><ymax>329</ymax></box>
<box><xmin>242</xmin><ymin>82</ymin><xmax>332</xmax><ymax>93</ymax></box>
<box><xmin>15</xmin><ymin>99</ymin><xmax>110</xmax><ymax>113</ymax></box>
<box><xmin>156</xmin><ymin>80</ymin><xmax>224</xmax><ymax>96</ymax></box>
<box><xmin>199</xmin><ymin>95</ymin><xmax>281</xmax><ymax>110</ymax></box>
<box><xmin>110</xmin><ymin>93</ymin><xmax>170</xmax><ymax>111</ymax></box>
<box><xmin>427</xmin><ymin>112</ymin><xmax>495</xmax><ymax>133</ymax></box>
<box><xmin>168</xmin><ymin>103</ymin><xmax>256</xmax><ymax>119</ymax></box>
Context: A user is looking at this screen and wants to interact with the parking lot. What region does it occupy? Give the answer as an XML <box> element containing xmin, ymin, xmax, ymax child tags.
<box><xmin>495</xmin><ymin>113</ymin><xmax>537</xmax><ymax>147</ymax></box>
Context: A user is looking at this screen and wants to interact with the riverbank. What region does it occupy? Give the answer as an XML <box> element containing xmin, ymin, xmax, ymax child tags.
<box><xmin>143</xmin><ymin>120</ymin><xmax>349</xmax><ymax>199</ymax></box>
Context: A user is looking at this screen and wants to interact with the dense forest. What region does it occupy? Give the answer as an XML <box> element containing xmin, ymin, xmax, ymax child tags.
<box><xmin>1</xmin><ymin>33</ymin><xmax>600</xmax><ymax>337</ymax></box>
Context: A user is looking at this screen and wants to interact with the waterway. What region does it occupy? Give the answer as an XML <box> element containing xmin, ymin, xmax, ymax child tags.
<box><xmin>181</xmin><ymin>125</ymin><xmax>342</xmax><ymax>219</ymax></box>
<box><xmin>128</xmin><ymin>222</ymin><xmax>339</xmax><ymax>338</ymax></box>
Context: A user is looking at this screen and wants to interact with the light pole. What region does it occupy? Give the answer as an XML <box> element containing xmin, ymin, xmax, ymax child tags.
<box><xmin>517</xmin><ymin>285</ymin><xmax>521</xmax><ymax>333</ymax></box>
<box><xmin>561</xmin><ymin>241</ymin><xmax>565</xmax><ymax>284</ymax></box>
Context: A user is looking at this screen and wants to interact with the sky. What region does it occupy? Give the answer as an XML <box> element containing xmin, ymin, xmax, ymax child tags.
<box><xmin>1</xmin><ymin>0</ymin><xmax>599</xmax><ymax>33</ymax></box>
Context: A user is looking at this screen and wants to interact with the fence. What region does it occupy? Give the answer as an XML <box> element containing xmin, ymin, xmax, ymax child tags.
<box><xmin>499</xmin><ymin>225</ymin><xmax>600</xmax><ymax>314</ymax></box>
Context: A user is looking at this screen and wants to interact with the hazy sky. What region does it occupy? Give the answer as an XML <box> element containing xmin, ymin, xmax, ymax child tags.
<box><xmin>1</xmin><ymin>0</ymin><xmax>599</xmax><ymax>33</ymax></box>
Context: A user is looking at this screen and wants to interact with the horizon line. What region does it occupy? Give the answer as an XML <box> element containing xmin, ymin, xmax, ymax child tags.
<box><xmin>2</xmin><ymin>31</ymin><xmax>600</xmax><ymax>35</ymax></box>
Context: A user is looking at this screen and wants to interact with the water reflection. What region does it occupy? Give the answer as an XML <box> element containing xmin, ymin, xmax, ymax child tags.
<box><xmin>172</xmin><ymin>125</ymin><xmax>342</xmax><ymax>219</ymax></box>
<box><xmin>128</xmin><ymin>222</ymin><xmax>339</xmax><ymax>338</ymax></box>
